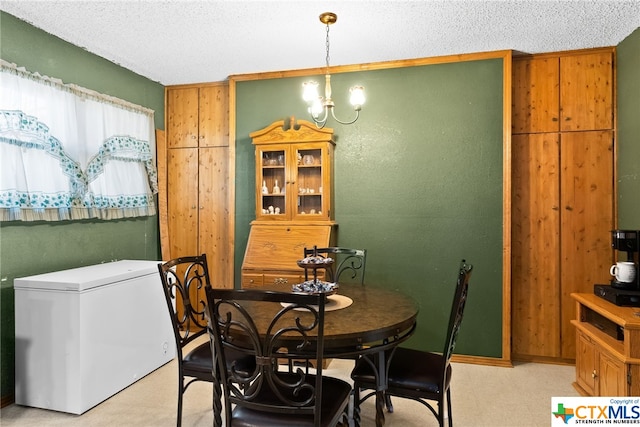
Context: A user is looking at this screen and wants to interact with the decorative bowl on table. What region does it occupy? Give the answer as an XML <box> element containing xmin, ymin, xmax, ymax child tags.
<box><xmin>291</xmin><ymin>279</ymin><xmax>338</xmax><ymax>296</ymax></box>
<box><xmin>296</xmin><ymin>256</ymin><xmax>334</xmax><ymax>269</ymax></box>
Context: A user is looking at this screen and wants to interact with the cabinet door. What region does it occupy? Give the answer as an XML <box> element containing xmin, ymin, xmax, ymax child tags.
<box><xmin>512</xmin><ymin>57</ymin><xmax>560</xmax><ymax>134</ymax></box>
<box><xmin>293</xmin><ymin>144</ymin><xmax>331</xmax><ymax>220</ymax></box>
<box><xmin>167</xmin><ymin>147</ymin><xmax>199</xmax><ymax>257</ymax></box>
<box><xmin>560</xmin><ymin>131</ymin><xmax>614</xmax><ymax>359</ymax></box>
<box><xmin>598</xmin><ymin>350</ymin><xmax>627</xmax><ymax>396</ymax></box>
<box><xmin>576</xmin><ymin>330</ymin><xmax>597</xmax><ymax>395</ymax></box>
<box><xmin>199</xmin><ymin>147</ymin><xmax>230</xmax><ymax>287</ymax></box>
<box><xmin>166</xmin><ymin>87</ymin><xmax>199</xmax><ymax>148</ymax></box>
<box><xmin>560</xmin><ymin>52</ymin><xmax>613</xmax><ymax>131</ymax></box>
<box><xmin>199</xmin><ymin>85</ymin><xmax>228</xmax><ymax>148</ymax></box>
<box><xmin>511</xmin><ymin>133</ymin><xmax>561</xmax><ymax>358</ymax></box>
<box><xmin>256</xmin><ymin>145</ymin><xmax>288</xmax><ymax>220</ymax></box>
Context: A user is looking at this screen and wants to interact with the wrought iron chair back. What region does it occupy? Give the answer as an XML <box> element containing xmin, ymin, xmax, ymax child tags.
<box><xmin>158</xmin><ymin>254</ymin><xmax>217</xmax><ymax>427</ymax></box>
<box><xmin>351</xmin><ymin>259</ymin><xmax>473</xmax><ymax>427</ymax></box>
<box><xmin>303</xmin><ymin>246</ymin><xmax>367</xmax><ymax>284</ymax></box>
<box><xmin>206</xmin><ymin>288</ymin><xmax>351</xmax><ymax>427</ymax></box>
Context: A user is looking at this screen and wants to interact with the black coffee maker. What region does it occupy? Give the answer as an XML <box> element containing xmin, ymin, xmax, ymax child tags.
<box><xmin>610</xmin><ymin>229</ymin><xmax>640</xmax><ymax>291</ymax></box>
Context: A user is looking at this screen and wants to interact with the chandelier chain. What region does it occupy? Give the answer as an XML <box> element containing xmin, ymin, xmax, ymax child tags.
<box><xmin>325</xmin><ymin>23</ymin><xmax>331</xmax><ymax>69</ymax></box>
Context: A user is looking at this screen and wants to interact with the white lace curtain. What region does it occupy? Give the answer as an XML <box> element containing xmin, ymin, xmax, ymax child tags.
<box><xmin>0</xmin><ymin>60</ymin><xmax>158</xmax><ymax>221</ymax></box>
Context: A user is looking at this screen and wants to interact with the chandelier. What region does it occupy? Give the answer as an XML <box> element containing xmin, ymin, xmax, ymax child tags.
<box><xmin>302</xmin><ymin>12</ymin><xmax>365</xmax><ymax>128</ymax></box>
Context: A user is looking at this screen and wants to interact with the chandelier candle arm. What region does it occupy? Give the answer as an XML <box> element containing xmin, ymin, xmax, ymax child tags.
<box><xmin>301</xmin><ymin>12</ymin><xmax>365</xmax><ymax>128</ymax></box>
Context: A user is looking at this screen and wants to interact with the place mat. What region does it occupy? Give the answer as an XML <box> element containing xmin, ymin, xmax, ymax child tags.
<box><xmin>281</xmin><ymin>294</ymin><xmax>353</xmax><ymax>312</ymax></box>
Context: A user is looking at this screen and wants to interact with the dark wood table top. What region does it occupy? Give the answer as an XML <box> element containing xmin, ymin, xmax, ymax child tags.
<box><xmin>239</xmin><ymin>283</ymin><xmax>419</xmax><ymax>355</ymax></box>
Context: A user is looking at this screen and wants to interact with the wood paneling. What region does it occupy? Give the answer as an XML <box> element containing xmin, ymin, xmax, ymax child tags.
<box><xmin>560</xmin><ymin>130</ymin><xmax>615</xmax><ymax>358</ymax></box>
<box><xmin>560</xmin><ymin>52</ymin><xmax>614</xmax><ymax>131</ymax></box>
<box><xmin>511</xmin><ymin>133</ymin><xmax>561</xmax><ymax>357</ymax></box>
<box><xmin>512</xmin><ymin>57</ymin><xmax>560</xmax><ymax>133</ymax></box>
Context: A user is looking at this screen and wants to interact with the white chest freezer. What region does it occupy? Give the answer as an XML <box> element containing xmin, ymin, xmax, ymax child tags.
<box><xmin>14</xmin><ymin>260</ymin><xmax>176</xmax><ymax>414</ymax></box>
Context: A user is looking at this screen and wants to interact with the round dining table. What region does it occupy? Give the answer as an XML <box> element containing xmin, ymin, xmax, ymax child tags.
<box><xmin>225</xmin><ymin>283</ymin><xmax>419</xmax><ymax>427</ymax></box>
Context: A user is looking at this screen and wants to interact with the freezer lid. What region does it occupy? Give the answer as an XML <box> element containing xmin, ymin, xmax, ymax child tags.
<box><xmin>14</xmin><ymin>260</ymin><xmax>161</xmax><ymax>291</ymax></box>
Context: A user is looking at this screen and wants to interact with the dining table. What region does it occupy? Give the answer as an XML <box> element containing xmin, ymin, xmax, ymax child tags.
<box><xmin>218</xmin><ymin>282</ymin><xmax>419</xmax><ymax>427</ymax></box>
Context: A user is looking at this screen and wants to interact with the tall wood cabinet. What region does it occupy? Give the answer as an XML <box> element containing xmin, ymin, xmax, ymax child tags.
<box><xmin>163</xmin><ymin>83</ymin><xmax>232</xmax><ymax>288</ymax></box>
<box><xmin>511</xmin><ymin>48</ymin><xmax>615</xmax><ymax>362</ymax></box>
<box><xmin>241</xmin><ymin>118</ymin><xmax>336</xmax><ymax>289</ymax></box>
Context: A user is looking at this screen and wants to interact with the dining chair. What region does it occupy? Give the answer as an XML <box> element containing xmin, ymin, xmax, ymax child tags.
<box><xmin>350</xmin><ymin>259</ymin><xmax>473</xmax><ymax>427</ymax></box>
<box><xmin>303</xmin><ymin>246</ymin><xmax>367</xmax><ymax>284</ymax></box>
<box><xmin>205</xmin><ymin>287</ymin><xmax>352</xmax><ymax>427</ymax></box>
<box><xmin>158</xmin><ymin>254</ymin><xmax>254</xmax><ymax>427</ymax></box>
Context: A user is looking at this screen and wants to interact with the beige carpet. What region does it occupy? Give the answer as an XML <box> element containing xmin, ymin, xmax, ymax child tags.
<box><xmin>1</xmin><ymin>345</ymin><xmax>578</xmax><ymax>427</ymax></box>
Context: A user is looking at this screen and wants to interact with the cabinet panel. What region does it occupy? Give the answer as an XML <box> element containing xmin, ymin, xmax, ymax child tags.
<box><xmin>167</xmin><ymin>87</ymin><xmax>199</xmax><ymax>148</ymax></box>
<box><xmin>199</xmin><ymin>85</ymin><xmax>228</xmax><ymax>147</ymax></box>
<box><xmin>167</xmin><ymin>148</ymin><xmax>199</xmax><ymax>257</ymax></box>
<box><xmin>199</xmin><ymin>147</ymin><xmax>230</xmax><ymax>287</ymax></box>
<box><xmin>511</xmin><ymin>133</ymin><xmax>561</xmax><ymax>357</ymax></box>
<box><xmin>242</xmin><ymin>274</ymin><xmax>263</xmax><ymax>289</ymax></box>
<box><xmin>576</xmin><ymin>330</ymin><xmax>597</xmax><ymax>395</ymax></box>
<box><xmin>512</xmin><ymin>57</ymin><xmax>560</xmax><ymax>133</ymax></box>
<box><xmin>599</xmin><ymin>350</ymin><xmax>626</xmax><ymax>396</ymax></box>
<box><xmin>560</xmin><ymin>131</ymin><xmax>614</xmax><ymax>359</ymax></box>
<box><xmin>560</xmin><ymin>52</ymin><xmax>613</xmax><ymax>131</ymax></box>
<box><xmin>243</xmin><ymin>225</ymin><xmax>332</xmax><ymax>272</ymax></box>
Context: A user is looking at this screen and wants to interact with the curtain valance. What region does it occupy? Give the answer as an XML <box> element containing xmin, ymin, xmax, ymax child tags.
<box><xmin>0</xmin><ymin>60</ymin><xmax>157</xmax><ymax>221</ymax></box>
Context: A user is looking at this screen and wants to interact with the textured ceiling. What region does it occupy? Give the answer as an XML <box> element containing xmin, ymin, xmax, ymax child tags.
<box><xmin>2</xmin><ymin>1</ymin><xmax>639</xmax><ymax>86</ymax></box>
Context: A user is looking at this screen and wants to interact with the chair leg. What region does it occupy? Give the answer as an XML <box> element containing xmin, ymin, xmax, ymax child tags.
<box><xmin>176</xmin><ymin>376</ymin><xmax>184</xmax><ymax>427</ymax></box>
<box><xmin>446</xmin><ymin>388</ymin><xmax>453</xmax><ymax>427</ymax></box>
<box><xmin>213</xmin><ymin>380</ymin><xmax>223</xmax><ymax>427</ymax></box>
<box><xmin>384</xmin><ymin>391</ymin><xmax>394</xmax><ymax>413</ymax></box>
<box><xmin>352</xmin><ymin>386</ymin><xmax>362</xmax><ymax>427</ymax></box>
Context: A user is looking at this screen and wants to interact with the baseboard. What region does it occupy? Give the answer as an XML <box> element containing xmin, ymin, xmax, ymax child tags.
<box><xmin>451</xmin><ymin>354</ymin><xmax>513</xmax><ymax>367</ymax></box>
<box><xmin>1</xmin><ymin>393</ymin><xmax>14</xmax><ymax>408</ymax></box>
<box><xmin>512</xmin><ymin>354</ymin><xmax>576</xmax><ymax>366</ymax></box>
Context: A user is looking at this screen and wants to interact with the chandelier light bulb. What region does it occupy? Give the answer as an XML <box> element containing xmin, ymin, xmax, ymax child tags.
<box><xmin>349</xmin><ymin>86</ymin><xmax>365</xmax><ymax>110</ymax></box>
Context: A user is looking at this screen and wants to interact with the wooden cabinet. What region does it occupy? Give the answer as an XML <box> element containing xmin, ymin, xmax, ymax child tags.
<box><xmin>241</xmin><ymin>118</ymin><xmax>336</xmax><ymax>288</ymax></box>
<box><xmin>163</xmin><ymin>83</ymin><xmax>232</xmax><ymax>288</ymax></box>
<box><xmin>511</xmin><ymin>48</ymin><xmax>615</xmax><ymax>362</ymax></box>
<box><xmin>571</xmin><ymin>293</ymin><xmax>640</xmax><ymax>396</ymax></box>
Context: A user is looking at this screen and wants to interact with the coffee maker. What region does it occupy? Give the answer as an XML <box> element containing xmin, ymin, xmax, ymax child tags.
<box><xmin>610</xmin><ymin>229</ymin><xmax>640</xmax><ymax>290</ymax></box>
<box><xmin>594</xmin><ymin>229</ymin><xmax>640</xmax><ymax>306</ymax></box>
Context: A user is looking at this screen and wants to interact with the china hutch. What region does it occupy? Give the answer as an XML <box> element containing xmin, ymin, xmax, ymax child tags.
<box><xmin>241</xmin><ymin>117</ymin><xmax>337</xmax><ymax>288</ymax></box>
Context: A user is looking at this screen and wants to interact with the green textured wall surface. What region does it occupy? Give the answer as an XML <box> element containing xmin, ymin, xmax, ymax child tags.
<box><xmin>0</xmin><ymin>12</ymin><xmax>165</xmax><ymax>399</ymax></box>
<box><xmin>235</xmin><ymin>57</ymin><xmax>505</xmax><ymax>358</ymax></box>
<box><xmin>616</xmin><ymin>27</ymin><xmax>640</xmax><ymax>228</ymax></box>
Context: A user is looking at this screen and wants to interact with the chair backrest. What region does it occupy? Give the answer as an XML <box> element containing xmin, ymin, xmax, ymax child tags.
<box><xmin>303</xmin><ymin>246</ymin><xmax>367</xmax><ymax>284</ymax></box>
<box><xmin>442</xmin><ymin>259</ymin><xmax>473</xmax><ymax>363</ymax></box>
<box><xmin>158</xmin><ymin>255</ymin><xmax>211</xmax><ymax>357</ymax></box>
<box><xmin>205</xmin><ymin>288</ymin><xmax>327</xmax><ymax>424</ymax></box>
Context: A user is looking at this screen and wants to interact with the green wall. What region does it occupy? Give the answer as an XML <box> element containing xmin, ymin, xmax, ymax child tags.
<box><xmin>0</xmin><ymin>12</ymin><xmax>165</xmax><ymax>399</ymax></box>
<box><xmin>617</xmin><ymin>27</ymin><xmax>640</xmax><ymax>228</ymax></box>
<box><xmin>234</xmin><ymin>57</ymin><xmax>505</xmax><ymax>358</ymax></box>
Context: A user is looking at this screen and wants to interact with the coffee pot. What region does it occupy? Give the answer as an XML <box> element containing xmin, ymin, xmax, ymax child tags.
<box><xmin>610</xmin><ymin>230</ymin><xmax>640</xmax><ymax>290</ymax></box>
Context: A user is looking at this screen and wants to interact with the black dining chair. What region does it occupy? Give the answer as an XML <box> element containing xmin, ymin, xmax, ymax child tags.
<box><xmin>350</xmin><ymin>259</ymin><xmax>473</xmax><ymax>427</ymax></box>
<box><xmin>205</xmin><ymin>288</ymin><xmax>352</xmax><ymax>427</ymax></box>
<box><xmin>158</xmin><ymin>254</ymin><xmax>254</xmax><ymax>427</ymax></box>
<box><xmin>303</xmin><ymin>246</ymin><xmax>367</xmax><ymax>284</ymax></box>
